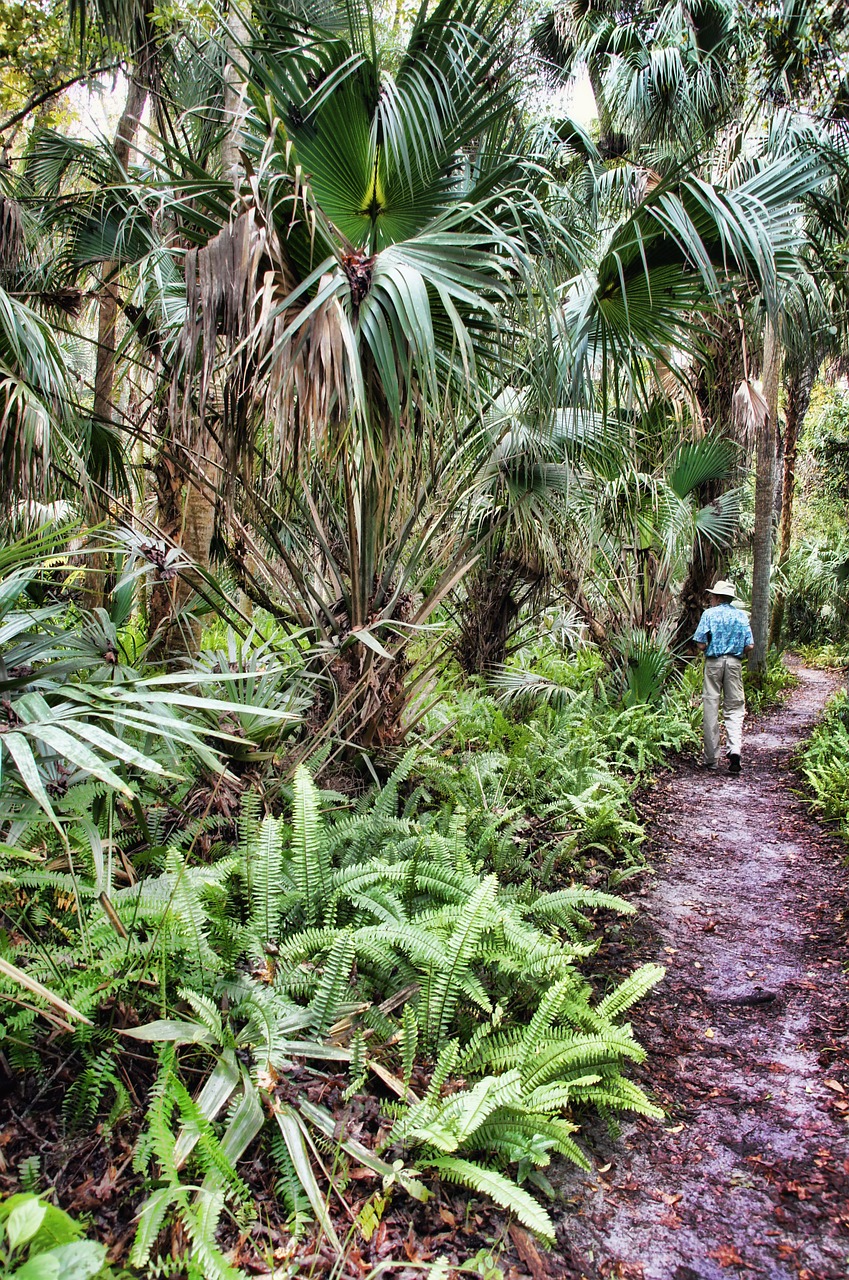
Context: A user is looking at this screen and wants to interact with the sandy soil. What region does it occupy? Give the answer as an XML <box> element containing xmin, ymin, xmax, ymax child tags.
<box><xmin>552</xmin><ymin>665</ymin><xmax>849</xmax><ymax>1280</ymax></box>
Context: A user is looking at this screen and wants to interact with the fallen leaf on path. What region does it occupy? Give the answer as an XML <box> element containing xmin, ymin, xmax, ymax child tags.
<box><xmin>708</xmin><ymin>1244</ymin><xmax>744</xmax><ymax>1267</ymax></box>
<box><xmin>508</xmin><ymin>1224</ymin><xmax>549</xmax><ymax>1280</ymax></box>
<box><xmin>600</xmin><ymin>1263</ymin><xmax>644</xmax><ymax>1279</ymax></box>
<box><xmin>704</xmin><ymin>1028</ymin><xmax>715</xmax><ymax>1039</ymax></box>
<box><xmin>823</xmin><ymin>1079</ymin><xmax>845</xmax><ymax>1094</ymax></box>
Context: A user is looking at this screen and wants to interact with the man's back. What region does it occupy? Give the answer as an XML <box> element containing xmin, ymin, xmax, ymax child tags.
<box><xmin>694</xmin><ymin>603</ymin><xmax>754</xmax><ymax>658</ymax></box>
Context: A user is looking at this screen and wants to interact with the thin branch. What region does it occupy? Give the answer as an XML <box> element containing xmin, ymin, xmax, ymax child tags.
<box><xmin>0</xmin><ymin>65</ymin><xmax>120</xmax><ymax>134</ymax></box>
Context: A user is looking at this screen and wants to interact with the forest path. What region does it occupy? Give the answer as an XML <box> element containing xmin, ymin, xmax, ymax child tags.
<box><xmin>553</xmin><ymin>664</ymin><xmax>849</xmax><ymax>1280</ymax></box>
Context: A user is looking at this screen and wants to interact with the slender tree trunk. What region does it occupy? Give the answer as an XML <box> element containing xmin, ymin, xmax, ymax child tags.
<box><xmin>585</xmin><ymin>64</ymin><xmax>627</xmax><ymax>157</ymax></box>
<box><xmin>222</xmin><ymin>6</ymin><xmax>249</xmax><ymax>187</ymax></box>
<box><xmin>93</xmin><ymin>76</ymin><xmax>148</xmax><ymax>434</ymax></box>
<box><xmin>768</xmin><ymin>361</ymin><xmax>816</xmax><ymax>648</ymax></box>
<box><xmin>84</xmin><ymin>75</ymin><xmax>149</xmax><ymax>610</ymax></box>
<box><xmin>749</xmin><ymin>318</ymin><xmax>781</xmax><ymax>679</ymax></box>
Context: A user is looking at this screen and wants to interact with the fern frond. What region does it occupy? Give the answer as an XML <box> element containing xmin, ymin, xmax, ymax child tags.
<box><xmin>245</xmin><ymin>816</ymin><xmax>287</xmax><ymax>943</ymax></box>
<box><xmin>428</xmin><ymin>1157</ymin><xmax>554</xmax><ymax>1242</ymax></box>
<box><xmin>309</xmin><ymin>929</ymin><xmax>355</xmax><ymax>1035</ymax></box>
<box><xmin>290</xmin><ymin>766</ymin><xmax>331</xmax><ymax>925</ymax></box>
<box><xmin>596</xmin><ymin>963</ymin><xmax>665</xmax><ymax>1020</ymax></box>
<box><xmin>419</xmin><ymin>875</ymin><xmax>498</xmax><ymax>1048</ymax></box>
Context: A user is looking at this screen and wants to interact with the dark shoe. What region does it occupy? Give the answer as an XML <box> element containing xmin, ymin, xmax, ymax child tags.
<box><xmin>699</xmin><ymin>759</ymin><xmax>717</xmax><ymax>770</ymax></box>
<box><xmin>728</xmin><ymin>754</ymin><xmax>741</xmax><ymax>775</ymax></box>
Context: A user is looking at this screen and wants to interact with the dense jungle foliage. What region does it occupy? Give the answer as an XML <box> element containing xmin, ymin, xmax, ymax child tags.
<box><xmin>1</xmin><ymin>0</ymin><xmax>849</xmax><ymax>1274</ymax></box>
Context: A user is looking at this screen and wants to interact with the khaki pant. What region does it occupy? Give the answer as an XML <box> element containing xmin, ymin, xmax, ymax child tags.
<box><xmin>703</xmin><ymin>656</ymin><xmax>745</xmax><ymax>762</ymax></box>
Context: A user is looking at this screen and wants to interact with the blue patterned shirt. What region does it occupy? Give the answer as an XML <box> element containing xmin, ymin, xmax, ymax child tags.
<box><xmin>693</xmin><ymin>603</ymin><xmax>754</xmax><ymax>658</ymax></box>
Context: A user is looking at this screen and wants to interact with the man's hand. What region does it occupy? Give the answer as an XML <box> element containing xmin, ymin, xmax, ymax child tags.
<box><xmin>744</xmin><ymin>643</ymin><xmax>754</xmax><ymax>655</ymax></box>
<box><xmin>696</xmin><ymin>641</ymin><xmax>707</xmax><ymax>652</ymax></box>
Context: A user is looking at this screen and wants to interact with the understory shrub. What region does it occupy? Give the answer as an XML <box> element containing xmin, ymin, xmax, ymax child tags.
<box><xmin>742</xmin><ymin>650</ymin><xmax>799</xmax><ymax>715</ymax></box>
<box><xmin>2</xmin><ymin>759</ymin><xmax>664</xmax><ymax>1270</ymax></box>
<box><xmin>1</xmin><ymin>638</ymin><xmax>705</xmax><ymax>1273</ymax></box>
<box><xmin>795</xmin><ymin>642</ymin><xmax>849</xmax><ymax>670</ymax></box>
<box><xmin>797</xmin><ymin>688</ymin><xmax>849</xmax><ymax>841</ymax></box>
<box><xmin>421</xmin><ymin>647</ymin><xmax>701</xmax><ymax>881</ymax></box>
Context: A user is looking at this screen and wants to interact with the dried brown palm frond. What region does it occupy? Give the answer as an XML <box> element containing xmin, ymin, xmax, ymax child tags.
<box><xmin>731</xmin><ymin>376</ymin><xmax>769</xmax><ymax>457</ymax></box>
<box><xmin>174</xmin><ymin>204</ymin><xmax>355</xmax><ymax>477</ymax></box>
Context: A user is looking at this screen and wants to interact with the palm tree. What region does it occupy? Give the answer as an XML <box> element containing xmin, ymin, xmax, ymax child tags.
<box><xmin>534</xmin><ymin>0</ymin><xmax>843</xmax><ymax>672</ymax></box>
<box><xmin>533</xmin><ymin>0</ymin><xmax>745</xmax><ymax>161</ymax></box>
<box><xmin>87</xmin><ymin>0</ymin><xmax>569</xmax><ymax>741</ymax></box>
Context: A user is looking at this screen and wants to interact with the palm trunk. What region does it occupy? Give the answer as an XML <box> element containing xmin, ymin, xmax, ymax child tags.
<box><xmin>93</xmin><ymin>76</ymin><xmax>148</xmax><ymax>434</ymax></box>
<box><xmin>768</xmin><ymin>361</ymin><xmax>816</xmax><ymax>648</ymax></box>
<box><xmin>222</xmin><ymin>7</ymin><xmax>249</xmax><ymax>187</ymax></box>
<box><xmin>149</xmin><ymin>10</ymin><xmax>245</xmax><ymax>657</ymax></box>
<box><xmin>455</xmin><ymin>561</ymin><xmax>523</xmax><ymax>676</ymax></box>
<box><xmin>674</xmin><ymin>318</ymin><xmax>743</xmax><ymax>649</ymax></box>
<box><xmin>749</xmin><ymin>317</ymin><xmax>781</xmax><ymax>679</ymax></box>
<box><xmin>149</xmin><ymin>443</ymin><xmax>221</xmax><ymax>658</ymax></box>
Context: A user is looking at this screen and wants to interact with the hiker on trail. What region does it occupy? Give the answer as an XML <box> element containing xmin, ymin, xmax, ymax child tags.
<box><xmin>693</xmin><ymin>579</ymin><xmax>754</xmax><ymax>775</ymax></box>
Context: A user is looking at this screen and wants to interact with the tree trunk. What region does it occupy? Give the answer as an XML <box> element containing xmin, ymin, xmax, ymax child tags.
<box><xmin>84</xmin><ymin>75</ymin><xmax>149</xmax><ymax>610</ymax></box>
<box><xmin>149</xmin><ymin>9</ymin><xmax>245</xmax><ymax>657</ymax></box>
<box><xmin>222</xmin><ymin>6</ymin><xmax>250</xmax><ymax>188</ymax></box>
<box><xmin>93</xmin><ymin>75</ymin><xmax>149</xmax><ymax>437</ymax></box>
<box><xmin>149</xmin><ymin>443</ymin><xmax>221</xmax><ymax>659</ymax></box>
<box><xmin>768</xmin><ymin>360</ymin><xmax>816</xmax><ymax>648</ymax></box>
<box><xmin>674</xmin><ymin>317</ymin><xmax>744</xmax><ymax>649</ymax></box>
<box><xmin>454</xmin><ymin>562</ymin><xmax>523</xmax><ymax>676</ymax></box>
<box><xmin>749</xmin><ymin>317</ymin><xmax>781</xmax><ymax>679</ymax></box>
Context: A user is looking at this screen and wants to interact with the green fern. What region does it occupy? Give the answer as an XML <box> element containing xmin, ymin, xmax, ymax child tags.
<box><xmin>427</xmin><ymin>1157</ymin><xmax>555</xmax><ymax>1242</ymax></box>
<box><xmin>597</xmin><ymin>963</ymin><xmax>665</xmax><ymax>1020</ymax></box>
<box><xmin>309</xmin><ymin>930</ymin><xmax>355</xmax><ymax>1035</ymax></box>
<box><xmin>419</xmin><ymin>875</ymin><xmax>498</xmax><ymax>1048</ymax></box>
<box><xmin>290</xmin><ymin>766</ymin><xmax>332</xmax><ymax>924</ymax></box>
<box><xmin>246</xmin><ymin>816</ymin><xmax>285</xmax><ymax>943</ymax></box>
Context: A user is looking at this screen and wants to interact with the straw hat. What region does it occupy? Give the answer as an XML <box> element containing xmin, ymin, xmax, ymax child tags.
<box><xmin>708</xmin><ymin>579</ymin><xmax>737</xmax><ymax>598</ymax></box>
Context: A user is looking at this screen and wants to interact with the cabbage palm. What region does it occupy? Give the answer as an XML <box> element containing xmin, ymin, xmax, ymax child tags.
<box><xmin>536</xmin><ymin>1</ymin><xmax>844</xmax><ymax>665</ymax></box>
<box><xmin>132</xmin><ymin>0</ymin><xmax>571</xmax><ymax>742</ymax></box>
<box><xmin>450</xmin><ymin>110</ymin><xmax>830</xmax><ymax>673</ymax></box>
<box><xmin>534</xmin><ymin>0</ymin><xmax>744</xmax><ymax>161</ymax></box>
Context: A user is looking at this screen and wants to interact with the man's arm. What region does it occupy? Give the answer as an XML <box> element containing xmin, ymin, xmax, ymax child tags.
<box><xmin>693</xmin><ymin>612</ymin><xmax>710</xmax><ymax>653</ymax></box>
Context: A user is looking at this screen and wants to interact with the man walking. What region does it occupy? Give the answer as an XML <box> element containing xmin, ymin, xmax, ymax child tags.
<box><xmin>693</xmin><ymin>579</ymin><xmax>754</xmax><ymax>775</ymax></box>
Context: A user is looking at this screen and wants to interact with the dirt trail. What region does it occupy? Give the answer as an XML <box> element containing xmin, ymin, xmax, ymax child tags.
<box><xmin>554</xmin><ymin>665</ymin><xmax>849</xmax><ymax>1280</ymax></box>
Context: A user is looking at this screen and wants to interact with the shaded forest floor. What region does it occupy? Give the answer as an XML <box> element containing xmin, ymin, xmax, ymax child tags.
<box><xmin>551</xmin><ymin>663</ymin><xmax>849</xmax><ymax>1280</ymax></box>
<box><xmin>2</xmin><ymin>665</ymin><xmax>848</xmax><ymax>1280</ymax></box>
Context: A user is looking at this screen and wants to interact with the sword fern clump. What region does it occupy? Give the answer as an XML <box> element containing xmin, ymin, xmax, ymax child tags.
<box><xmin>2</xmin><ymin>752</ymin><xmax>664</xmax><ymax>1258</ymax></box>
